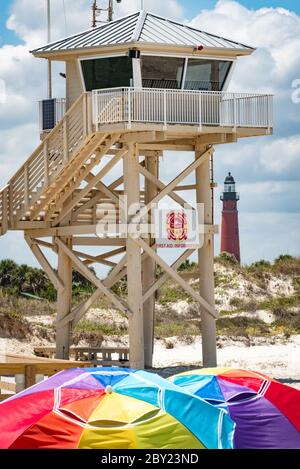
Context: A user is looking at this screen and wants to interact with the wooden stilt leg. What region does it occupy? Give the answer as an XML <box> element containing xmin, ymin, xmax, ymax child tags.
<box><xmin>56</xmin><ymin>236</ymin><xmax>72</xmax><ymax>359</ymax></box>
<box><xmin>195</xmin><ymin>145</ymin><xmax>217</xmax><ymax>367</ymax></box>
<box><xmin>143</xmin><ymin>152</ymin><xmax>159</xmax><ymax>368</ymax></box>
<box><xmin>124</xmin><ymin>143</ymin><xmax>145</xmax><ymax>369</ymax></box>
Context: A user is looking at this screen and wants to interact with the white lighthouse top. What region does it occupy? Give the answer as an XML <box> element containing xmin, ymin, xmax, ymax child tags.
<box><xmin>31</xmin><ymin>10</ymin><xmax>254</xmax><ymax>57</ymax></box>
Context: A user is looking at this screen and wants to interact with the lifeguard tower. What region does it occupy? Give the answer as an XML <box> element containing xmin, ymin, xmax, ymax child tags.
<box><xmin>0</xmin><ymin>11</ymin><xmax>273</xmax><ymax>369</ymax></box>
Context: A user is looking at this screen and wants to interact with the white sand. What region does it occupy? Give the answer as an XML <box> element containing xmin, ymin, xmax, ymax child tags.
<box><xmin>152</xmin><ymin>335</ymin><xmax>300</xmax><ymax>380</ymax></box>
<box><xmin>1</xmin><ymin>335</ymin><xmax>300</xmax><ymax>386</ymax></box>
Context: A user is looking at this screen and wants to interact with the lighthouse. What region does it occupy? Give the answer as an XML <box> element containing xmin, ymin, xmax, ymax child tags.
<box><xmin>220</xmin><ymin>173</ymin><xmax>241</xmax><ymax>263</ymax></box>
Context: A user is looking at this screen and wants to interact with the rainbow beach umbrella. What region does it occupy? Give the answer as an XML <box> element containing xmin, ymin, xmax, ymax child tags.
<box><xmin>0</xmin><ymin>367</ymin><xmax>235</xmax><ymax>449</ymax></box>
<box><xmin>170</xmin><ymin>368</ymin><xmax>300</xmax><ymax>449</ymax></box>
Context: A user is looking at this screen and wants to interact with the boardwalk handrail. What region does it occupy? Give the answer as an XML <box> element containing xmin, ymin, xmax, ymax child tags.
<box><xmin>0</xmin><ymin>92</ymin><xmax>92</xmax><ymax>229</ymax></box>
<box><xmin>93</xmin><ymin>87</ymin><xmax>273</xmax><ymax>130</ymax></box>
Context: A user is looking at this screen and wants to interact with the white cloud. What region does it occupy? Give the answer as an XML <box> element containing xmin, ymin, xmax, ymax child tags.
<box><xmin>189</xmin><ymin>1</ymin><xmax>300</xmax><ymax>95</ymax></box>
<box><xmin>258</xmin><ymin>136</ymin><xmax>300</xmax><ymax>173</ymax></box>
<box><xmin>6</xmin><ymin>0</ymin><xmax>183</xmax><ymax>48</ymax></box>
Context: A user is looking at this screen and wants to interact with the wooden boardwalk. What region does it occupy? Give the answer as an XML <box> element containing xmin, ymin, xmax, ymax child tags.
<box><xmin>0</xmin><ymin>353</ymin><xmax>91</xmax><ymax>400</ymax></box>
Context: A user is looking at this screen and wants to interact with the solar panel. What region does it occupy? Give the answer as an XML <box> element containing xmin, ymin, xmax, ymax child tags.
<box><xmin>41</xmin><ymin>99</ymin><xmax>56</xmax><ymax>131</ymax></box>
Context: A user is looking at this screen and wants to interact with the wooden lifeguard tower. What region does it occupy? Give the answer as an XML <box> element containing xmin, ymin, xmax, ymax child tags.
<box><xmin>0</xmin><ymin>10</ymin><xmax>273</xmax><ymax>369</ymax></box>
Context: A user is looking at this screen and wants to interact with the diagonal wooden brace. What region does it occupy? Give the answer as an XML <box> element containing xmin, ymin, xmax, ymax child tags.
<box><xmin>59</xmin><ymin>242</ymin><xmax>155</xmax><ymax>328</ymax></box>
<box><xmin>143</xmin><ymin>248</ymin><xmax>194</xmax><ymax>303</ymax></box>
<box><xmin>134</xmin><ymin>237</ymin><xmax>217</xmax><ymax>319</ymax></box>
<box><xmin>54</xmin><ymin>237</ymin><xmax>132</xmax><ymax>321</ymax></box>
<box><xmin>139</xmin><ymin>165</ymin><xmax>194</xmax><ymax>211</ymax></box>
<box><xmin>131</xmin><ymin>146</ymin><xmax>212</xmax><ymax>225</ymax></box>
<box><xmin>24</xmin><ymin>234</ymin><xmax>65</xmax><ymax>292</ymax></box>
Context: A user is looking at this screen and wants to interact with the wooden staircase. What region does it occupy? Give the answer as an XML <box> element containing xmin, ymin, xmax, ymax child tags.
<box><xmin>0</xmin><ymin>92</ymin><xmax>123</xmax><ymax>234</ymax></box>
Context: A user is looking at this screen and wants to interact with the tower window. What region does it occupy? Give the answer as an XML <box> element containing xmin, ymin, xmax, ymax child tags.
<box><xmin>141</xmin><ymin>56</ymin><xmax>185</xmax><ymax>89</ymax></box>
<box><xmin>184</xmin><ymin>59</ymin><xmax>231</xmax><ymax>91</ymax></box>
<box><xmin>81</xmin><ymin>56</ymin><xmax>133</xmax><ymax>91</ymax></box>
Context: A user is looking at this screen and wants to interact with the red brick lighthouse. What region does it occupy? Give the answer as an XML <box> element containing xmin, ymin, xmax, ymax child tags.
<box><xmin>220</xmin><ymin>172</ymin><xmax>241</xmax><ymax>263</ymax></box>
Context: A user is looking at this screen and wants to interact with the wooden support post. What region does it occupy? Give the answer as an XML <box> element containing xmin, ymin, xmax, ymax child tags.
<box><xmin>143</xmin><ymin>152</ymin><xmax>158</xmax><ymax>368</ymax></box>
<box><xmin>195</xmin><ymin>144</ymin><xmax>217</xmax><ymax>367</ymax></box>
<box><xmin>56</xmin><ymin>236</ymin><xmax>72</xmax><ymax>360</ymax></box>
<box><xmin>124</xmin><ymin>143</ymin><xmax>144</xmax><ymax>369</ymax></box>
<box><xmin>25</xmin><ymin>365</ymin><xmax>36</xmax><ymax>389</ymax></box>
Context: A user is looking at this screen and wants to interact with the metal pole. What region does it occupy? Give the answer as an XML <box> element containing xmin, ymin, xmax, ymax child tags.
<box><xmin>92</xmin><ymin>0</ymin><xmax>97</xmax><ymax>27</ymax></box>
<box><xmin>47</xmin><ymin>0</ymin><xmax>52</xmax><ymax>99</ymax></box>
<box><xmin>108</xmin><ymin>0</ymin><xmax>113</xmax><ymax>22</ymax></box>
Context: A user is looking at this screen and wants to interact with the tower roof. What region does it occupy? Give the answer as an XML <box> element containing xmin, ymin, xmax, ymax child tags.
<box><xmin>31</xmin><ymin>10</ymin><xmax>254</xmax><ymax>57</ymax></box>
<box><xmin>225</xmin><ymin>172</ymin><xmax>235</xmax><ymax>184</ymax></box>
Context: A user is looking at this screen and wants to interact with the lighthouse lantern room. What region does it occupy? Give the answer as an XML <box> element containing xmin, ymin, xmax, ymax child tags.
<box><xmin>0</xmin><ymin>10</ymin><xmax>273</xmax><ymax>368</ymax></box>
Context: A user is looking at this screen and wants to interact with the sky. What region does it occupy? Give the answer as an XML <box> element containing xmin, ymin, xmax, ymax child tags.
<box><xmin>0</xmin><ymin>0</ymin><xmax>299</xmax><ymax>268</ymax></box>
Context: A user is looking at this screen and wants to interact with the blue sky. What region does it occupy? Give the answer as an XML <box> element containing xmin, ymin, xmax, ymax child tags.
<box><xmin>0</xmin><ymin>0</ymin><xmax>19</xmax><ymax>45</ymax></box>
<box><xmin>1</xmin><ymin>0</ymin><xmax>300</xmax><ymax>43</ymax></box>
<box><xmin>185</xmin><ymin>0</ymin><xmax>300</xmax><ymax>17</ymax></box>
<box><xmin>0</xmin><ymin>0</ymin><xmax>299</xmax><ymax>267</ymax></box>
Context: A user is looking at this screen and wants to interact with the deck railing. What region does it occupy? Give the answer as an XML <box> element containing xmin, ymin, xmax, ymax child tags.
<box><xmin>93</xmin><ymin>87</ymin><xmax>273</xmax><ymax>130</ymax></box>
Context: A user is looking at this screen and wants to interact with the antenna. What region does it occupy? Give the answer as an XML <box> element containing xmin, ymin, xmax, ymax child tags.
<box><xmin>47</xmin><ymin>0</ymin><xmax>52</xmax><ymax>99</ymax></box>
<box><xmin>92</xmin><ymin>0</ymin><xmax>122</xmax><ymax>27</ymax></box>
<box><xmin>141</xmin><ymin>0</ymin><xmax>144</xmax><ymax>9</ymax></box>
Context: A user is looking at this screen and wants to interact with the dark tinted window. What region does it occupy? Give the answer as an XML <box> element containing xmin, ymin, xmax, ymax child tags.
<box><xmin>141</xmin><ymin>56</ymin><xmax>185</xmax><ymax>89</ymax></box>
<box><xmin>81</xmin><ymin>56</ymin><xmax>133</xmax><ymax>90</ymax></box>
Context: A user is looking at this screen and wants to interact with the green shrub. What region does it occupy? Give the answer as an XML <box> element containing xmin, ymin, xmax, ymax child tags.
<box><xmin>215</xmin><ymin>252</ymin><xmax>239</xmax><ymax>266</ymax></box>
<box><xmin>217</xmin><ymin>316</ymin><xmax>270</xmax><ymax>337</ymax></box>
<box><xmin>0</xmin><ymin>259</ymin><xmax>95</xmax><ymax>302</ymax></box>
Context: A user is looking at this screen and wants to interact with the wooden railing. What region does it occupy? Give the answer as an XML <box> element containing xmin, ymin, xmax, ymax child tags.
<box><xmin>93</xmin><ymin>87</ymin><xmax>273</xmax><ymax>130</ymax></box>
<box><xmin>0</xmin><ymin>353</ymin><xmax>91</xmax><ymax>395</ymax></box>
<box><xmin>0</xmin><ymin>92</ymin><xmax>92</xmax><ymax>229</ymax></box>
<box><xmin>0</xmin><ymin>185</ymin><xmax>9</xmax><ymax>235</ymax></box>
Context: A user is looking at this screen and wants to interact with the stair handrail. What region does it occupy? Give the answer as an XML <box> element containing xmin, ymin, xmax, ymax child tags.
<box><xmin>2</xmin><ymin>92</ymin><xmax>92</xmax><ymax>223</ymax></box>
<box><xmin>8</xmin><ymin>93</ymin><xmax>87</xmax><ymax>188</ymax></box>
